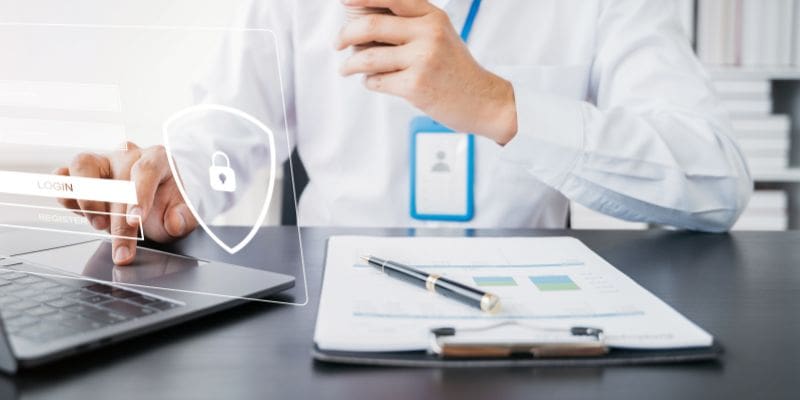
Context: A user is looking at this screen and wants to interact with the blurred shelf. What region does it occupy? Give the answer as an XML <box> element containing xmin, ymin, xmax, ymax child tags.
<box><xmin>707</xmin><ymin>66</ymin><xmax>800</xmax><ymax>80</ymax></box>
<box><xmin>753</xmin><ymin>168</ymin><xmax>800</xmax><ymax>183</ymax></box>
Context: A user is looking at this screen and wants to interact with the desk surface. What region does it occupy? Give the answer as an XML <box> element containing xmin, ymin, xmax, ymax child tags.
<box><xmin>6</xmin><ymin>227</ymin><xmax>800</xmax><ymax>399</ymax></box>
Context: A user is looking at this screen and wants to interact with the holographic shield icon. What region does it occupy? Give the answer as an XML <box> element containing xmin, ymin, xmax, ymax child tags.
<box><xmin>163</xmin><ymin>104</ymin><xmax>277</xmax><ymax>254</ymax></box>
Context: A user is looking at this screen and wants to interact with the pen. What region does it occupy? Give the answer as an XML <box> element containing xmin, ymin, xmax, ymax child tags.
<box><xmin>360</xmin><ymin>255</ymin><xmax>501</xmax><ymax>313</ymax></box>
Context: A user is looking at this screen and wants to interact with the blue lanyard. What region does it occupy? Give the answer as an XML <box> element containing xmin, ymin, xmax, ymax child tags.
<box><xmin>459</xmin><ymin>0</ymin><xmax>482</xmax><ymax>42</ymax></box>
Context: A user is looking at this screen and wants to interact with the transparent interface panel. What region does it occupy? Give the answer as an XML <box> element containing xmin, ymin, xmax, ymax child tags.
<box><xmin>0</xmin><ymin>23</ymin><xmax>306</xmax><ymax>305</ymax></box>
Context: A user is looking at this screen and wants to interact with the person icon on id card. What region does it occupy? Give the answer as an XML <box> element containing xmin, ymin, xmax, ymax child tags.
<box><xmin>431</xmin><ymin>151</ymin><xmax>451</xmax><ymax>173</ymax></box>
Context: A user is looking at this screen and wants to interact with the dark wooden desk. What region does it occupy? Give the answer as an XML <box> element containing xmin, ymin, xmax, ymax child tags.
<box><xmin>6</xmin><ymin>228</ymin><xmax>800</xmax><ymax>399</ymax></box>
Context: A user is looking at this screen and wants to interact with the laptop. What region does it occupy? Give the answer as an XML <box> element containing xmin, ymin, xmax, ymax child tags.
<box><xmin>0</xmin><ymin>228</ymin><xmax>295</xmax><ymax>373</ymax></box>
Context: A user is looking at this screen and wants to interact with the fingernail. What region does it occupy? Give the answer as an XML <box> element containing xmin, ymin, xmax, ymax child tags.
<box><xmin>175</xmin><ymin>212</ymin><xmax>187</xmax><ymax>235</ymax></box>
<box><xmin>114</xmin><ymin>246</ymin><xmax>131</xmax><ymax>263</ymax></box>
<box><xmin>91</xmin><ymin>216</ymin><xmax>107</xmax><ymax>230</ymax></box>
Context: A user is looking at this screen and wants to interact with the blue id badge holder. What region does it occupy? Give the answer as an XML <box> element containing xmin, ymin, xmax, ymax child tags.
<box><xmin>410</xmin><ymin>117</ymin><xmax>475</xmax><ymax>222</ymax></box>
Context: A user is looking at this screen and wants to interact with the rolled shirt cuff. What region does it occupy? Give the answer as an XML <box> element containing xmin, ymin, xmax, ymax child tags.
<box><xmin>499</xmin><ymin>85</ymin><xmax>586</xmax><ymax>191</ymax></box>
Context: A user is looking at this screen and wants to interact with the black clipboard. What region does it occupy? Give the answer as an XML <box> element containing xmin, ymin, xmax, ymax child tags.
<box><xmin>313</xmin><ymin>322</ymin><xmax>722</xmax><ymax>367</ymax></box>
<box><xmin>312</xmin><ymin>342</ymin><xmax>723</xmax><ymax>368</ymax></box>
<box><xmin>314</xmin><ymin>237</ymin><xmax>722</xmax><ymax>368</ymax></box>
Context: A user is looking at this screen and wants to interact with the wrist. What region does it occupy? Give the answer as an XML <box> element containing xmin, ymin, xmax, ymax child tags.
<box><xmin>481</xmin><ymin>74</ymin><xmax>518</xmax><ymax>145</ymax></box>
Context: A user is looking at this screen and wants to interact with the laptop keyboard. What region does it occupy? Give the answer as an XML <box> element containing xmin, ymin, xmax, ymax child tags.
<box><xmin>0</xmin><ymin>257</ymin><xmax>182</xmax><ymax>343</ymax></box>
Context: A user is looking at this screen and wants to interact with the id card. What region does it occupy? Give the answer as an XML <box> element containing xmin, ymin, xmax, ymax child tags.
<box><xmin>410</xmin><ymin>117</ymin><xmax>474</xmax><ymax>222</ymax></box>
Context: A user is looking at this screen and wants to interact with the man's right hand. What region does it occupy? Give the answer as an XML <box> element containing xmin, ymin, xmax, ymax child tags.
<box><xmin>56</xmin><ymin>143</ymin><xmax>198</xmax><ymax>265</ymax></box>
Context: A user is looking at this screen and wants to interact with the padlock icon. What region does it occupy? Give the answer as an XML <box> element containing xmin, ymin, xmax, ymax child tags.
<box><xmin>209</xmin><ymin>151</ymin><xmax>237</xmax><ymax>192</ymax></box>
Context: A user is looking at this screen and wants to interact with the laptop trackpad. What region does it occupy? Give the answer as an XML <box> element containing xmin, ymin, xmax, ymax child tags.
<box><xmin>16</xmin><ymin>240</ymin><xmax>206</xmax><ymax>286</ymax></box>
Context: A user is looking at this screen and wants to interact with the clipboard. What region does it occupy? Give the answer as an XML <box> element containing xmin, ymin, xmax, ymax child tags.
<box><xmin>313</xmin><ymin>236</ymin><xmax>723</xmax><ymax>368</ymax></box>
<box><xmin>312</xmin><ymin>343</ymin><xmax>723</xmax><ymax>368</ymax></box>
<box><xmin>312</xmin><ymin>321</ymin><xmax>722</xmax><ymax>368</ymax></box>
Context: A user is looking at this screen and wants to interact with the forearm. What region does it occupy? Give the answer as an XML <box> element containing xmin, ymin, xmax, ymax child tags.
<box><xmin>500</xmin><ymin>90</ymin><xmax>753</xmax><ymax>231</ymax></box>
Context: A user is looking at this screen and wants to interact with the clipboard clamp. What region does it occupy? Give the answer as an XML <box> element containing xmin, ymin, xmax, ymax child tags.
<box><xmin>429</xmin><ymin>321</ymin><xmax>609</xmax><ymax>359</ymax></box>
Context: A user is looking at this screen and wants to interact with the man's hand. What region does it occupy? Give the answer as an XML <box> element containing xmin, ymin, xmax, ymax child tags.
<box><xmin>56</xmin><ymin>143</ymin><xmax>198</xmax><ymax>265</ymax></box>
<box><xmin>336</xmin><ymin>0</ymin><xmax>518</xmax><ymax>145</ymax></box>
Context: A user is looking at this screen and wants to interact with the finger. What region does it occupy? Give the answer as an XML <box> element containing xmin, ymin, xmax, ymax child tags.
<box><xmin>163</xmin><ymin>202</ymin><xmax>197</xmax><ymax>239</ymax></box>
<box><xmin>121</xmin><ymin>141</ymin><xmax>140</xmax><ymax>152</ymax></box>
<box><xmin>106</xmin><ymin>144</ymin><xmax>143</xmax><ymax>266</ymax></box>
<box><xmin>363</xmin><ymin>70</ymin><xmax>412</xmax><ymax>98</ymax></box>
<box><xmin>127</xmin><ymin>147</ymin><xmax>171</xmax><ymax>228</ymax></box>
<box><xmin>340</xmin><ymin>44</ymin><xmax>412</xmax><ymax>76</ymax></box>
<box><xmin>52</xmin><ymin>167</ymin><xmax>80</xmax><ymax>211</ymax></box>
<box><xmin>336</xmin><ymin>14</ymin><xmax>416</xmax><ymax>50</ymax></box>
<box><xmin>68</xmin><ymin>153</ymin><xmax>112</xmax><ymax>230</ymax></box>
<box><xmin>110</xmin><ymin>201</ymin><xmax>139</xmax><ymax>266</ymax></box>
<box><xmin>342</xmin><ymin>0</ymin><xmax>434</xmax><ymax>18</ymax></box>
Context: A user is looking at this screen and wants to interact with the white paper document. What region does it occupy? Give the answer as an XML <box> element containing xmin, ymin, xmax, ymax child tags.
<box><xmin>314</xmin><ymin>236</ymin><xmax>713</xmax><ymax>352</ymax></box>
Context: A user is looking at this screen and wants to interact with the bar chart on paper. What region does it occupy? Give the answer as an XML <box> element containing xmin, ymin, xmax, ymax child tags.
<box><xmin>350</xmin><ymin>257</ymin><xmax>641</xmax><ymax>321</ymax></box>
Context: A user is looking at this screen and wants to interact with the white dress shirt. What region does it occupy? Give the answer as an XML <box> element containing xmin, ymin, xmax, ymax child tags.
<box><xmin>192</xmin><ymin>0</ymin><xmax>752</xmax><ymax>231</ymax></box>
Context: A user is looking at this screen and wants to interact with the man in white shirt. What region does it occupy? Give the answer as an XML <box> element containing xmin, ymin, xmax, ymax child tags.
<box><xmin>57</xmin><ymin>0</ymin><xmax>752</xmax><ymax>265</ymax></box>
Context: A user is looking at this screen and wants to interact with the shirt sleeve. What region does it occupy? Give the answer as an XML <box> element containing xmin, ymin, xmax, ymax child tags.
<box><xmin>499</xmin><ymin>0</ymin><xmax>753</xmax><ymax>232</ymax></box>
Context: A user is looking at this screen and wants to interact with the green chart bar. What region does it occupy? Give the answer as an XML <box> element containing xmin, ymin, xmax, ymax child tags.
<box><xmin>473</xmin><ymin>276</ymin><xmax>517</xmax><ymax>287</ymax></box>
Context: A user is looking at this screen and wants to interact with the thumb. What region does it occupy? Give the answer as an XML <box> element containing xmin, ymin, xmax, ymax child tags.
<box><xmin>164</xmin><ymin>203</ymin><xmax>197</xmax><ymax>239</ymax></box>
